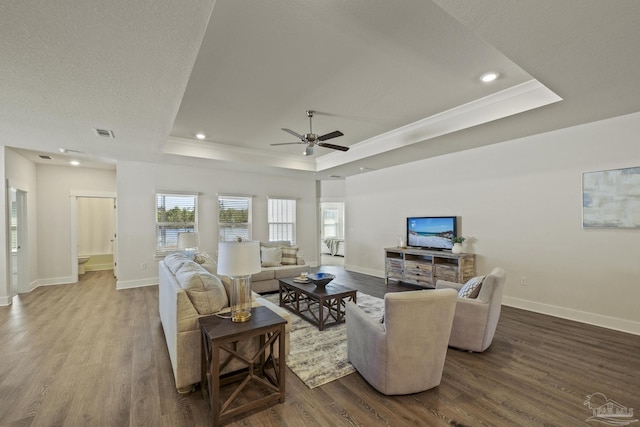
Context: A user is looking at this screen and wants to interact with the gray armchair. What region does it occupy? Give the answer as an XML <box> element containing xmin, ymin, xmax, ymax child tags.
<box><xmin>346</xmin><ymin>289</ymin><xmax>457</xmax><ymax>395</ymax></box>
<box><xmin>436</xmin><ymin>267</ymin><xmax>506</xmax><ymax>352</ymax></box>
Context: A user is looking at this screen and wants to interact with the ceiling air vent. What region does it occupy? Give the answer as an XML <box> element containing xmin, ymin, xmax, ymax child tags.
<box><xmin>329</xmin><ymin>175</ymin><xmax>343</xmax><ymax>179</ymax></box>
<box><xmin>95</xmin><ymin>128</ymin><xmax>115</xmax><ymax>138</ymax></box>
<box><xmin>39</xmin><ymin>155</ymin><xmax>52</xmax><ymax>160</ymax></box>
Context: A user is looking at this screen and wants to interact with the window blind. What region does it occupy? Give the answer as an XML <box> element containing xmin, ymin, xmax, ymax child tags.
<box><xmin>268</xmin><ymin>198</ymin><xmax>296</xmax><ymax>244</ymax></box>
<box><xmin>156</xmin><ymin>193</ymin><xmax>197</xmax><ymax>257</ymax></box>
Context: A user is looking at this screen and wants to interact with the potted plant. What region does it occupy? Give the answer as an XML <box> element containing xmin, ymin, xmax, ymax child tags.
<box><xmin>451</xmin><ymin>236</ymin><xmax>465</xmax><ymax>254</ymax></box>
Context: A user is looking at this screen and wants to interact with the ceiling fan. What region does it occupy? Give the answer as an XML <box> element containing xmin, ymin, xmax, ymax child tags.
<box><xmin>271</xmin><ymin>110</ymin><xmax>349</xmax><ymax>156</ymax></box>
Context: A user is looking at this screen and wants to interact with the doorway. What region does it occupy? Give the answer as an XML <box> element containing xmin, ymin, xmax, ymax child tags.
<box><xmin>320</xmin><ymin>202</ymin><xmax>345</xmax><ymax>266</ymax></box>
<box><xmin>9</xmin><ymin>187</ymin><xmax>28</xmax><ymax>296</ymax></box>
<box><xmin>70</xmin><ymin>191</ymin><xmax>117</xmax><ymax>282</ymax></box>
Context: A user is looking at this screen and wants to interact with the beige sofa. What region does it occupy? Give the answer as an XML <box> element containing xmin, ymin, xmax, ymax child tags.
<box><xmin>223</xmin><ymin>241</ymin><xmax>309</xmax><ymax>294</ymax></box>
<box><xmin>158</xmin><ymin>252</ymin><xmax>292</xmax><ymax>393</ymax></box>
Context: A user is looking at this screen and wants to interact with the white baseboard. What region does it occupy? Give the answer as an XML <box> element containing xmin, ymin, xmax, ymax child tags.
<box><xmin>85</xmin><ymin>264</ymin><xmax>113</xmax><ymax>272</ymax></box>
<box><xmin>31</xmin><ymin>276</ymin><xmax>75</xmax><ymax>291</ymax></box>
<box><xmin>116</xmin><ymin>277</ymin><xmax>158</xmax><ymax>290</ymax></box>
<box><xmin>502</xmin><ymin>296</ymin><xmax>640</xmax><ymax>336</ymax></box>
<box><xmin>340</xmin><ymin>268</ymin><xmax>640</xmax><ymax>336</ymax></box>
<box><xmin>345</xmin><ymin>264</ymin><xmax>384</xmax><ymax>278</ymax></box>
<box><xmin>0</xmin><ymin>295</ymin><xmax>11</xmax><ymax>306</ymax></box>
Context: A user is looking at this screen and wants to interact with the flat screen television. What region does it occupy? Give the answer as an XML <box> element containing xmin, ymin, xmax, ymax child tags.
<box><xmin>406</xmin><ymin>216</ymin><xmax>457</xmax><ymax>250</ymax></box>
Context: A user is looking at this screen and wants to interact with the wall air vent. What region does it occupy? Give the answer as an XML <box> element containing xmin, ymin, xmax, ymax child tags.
<box><xmin>39</xmin><ymin>155</ymin><xmax>52</xmax><ymax>160</ymax></box>
<box><xmin>329</xmin><ymin>175</ymin><xmax>343</xmax><ymax>179</ymax></box>
<box><xmin>95</xmin><ymin>128</ymin><xmax>115</xmax><ymax>138</ymax></box>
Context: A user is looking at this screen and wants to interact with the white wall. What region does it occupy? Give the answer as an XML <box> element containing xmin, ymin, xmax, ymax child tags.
<box><xmin>36</xmin><ymin>165</ymin><xmax>116</xmax><ymax>284</ymax></box>
<box><xmin>116</xmin><ymin>161</ymin><xmax>318</xmax><ymax>289</ymax></box>
<box><xmin>345</xmin><ymin>112</ymin><xmax>640</xmax><ymax>334</ymax></box>
<box><xmin>320</xmin><ymin>180</ymin><xmax>345</xmax><ymax>200</ymax></box>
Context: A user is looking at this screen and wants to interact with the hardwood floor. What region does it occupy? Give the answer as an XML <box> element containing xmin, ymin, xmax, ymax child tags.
<box><xmin>0</xmin><ymin>268</ymin><xmax>638</xmax><ymax>426</ymax></box>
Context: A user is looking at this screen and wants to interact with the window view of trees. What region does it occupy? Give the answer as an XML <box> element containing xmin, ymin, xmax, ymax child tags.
<box><xmin>156</xmin><ymin>194</ymin><xmax>197</xmax><ymax>256</ymax></box>
<box><xmin>218</xmin><ymin>201</ymin><xmax>248</xmax><ymax>223</ymax></box>
<box><xmin>218</xmin><ymin>196</ymin><xmax>251</xmax><ymax>241</ymax></box>
<box><xmin>157</xmin><ymin>205</ymin><xmax>196</xmax><ymax>223</ymax></box>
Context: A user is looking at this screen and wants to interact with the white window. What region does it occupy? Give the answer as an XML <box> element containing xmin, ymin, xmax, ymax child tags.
<box><xmin>218</xmin><ymin>195</ymin><xmax>252</xmax><ymax>242</ymax></box>
<box><xmin>156</xmin><ymin>193</ymin><xmax>198</xmax><ymax>257</ymax></box>
<box><xmin>268</xmin><ymin>198</ymin><xmax>296</xmax><ymax>244</ymax></box>
<box><xmin>320</xmin><ymin>202</ymin><xmax>344</xmax><ymax>239</ymax></box>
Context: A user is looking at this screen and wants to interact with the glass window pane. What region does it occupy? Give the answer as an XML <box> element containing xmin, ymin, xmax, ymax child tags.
<box><xmin>156</xmin><ymin>193</ymin><xmax>197</xmax><ymax>257</ymax></box>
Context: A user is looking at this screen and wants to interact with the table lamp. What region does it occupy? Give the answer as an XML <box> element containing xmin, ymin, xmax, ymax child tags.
<box><xmin>177</xmin><ymin>232</ymin><xmax>199</xmax><ymax>258</ymax></box>
<box><xmin>217</xmin><ymin>240</ymin><xmax>261</xmax><ymax>322</ymax></box>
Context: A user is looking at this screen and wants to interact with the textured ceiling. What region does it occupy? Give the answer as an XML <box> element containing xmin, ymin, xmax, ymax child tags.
<box><xmin>2</xmin><ymin>1</ymin><xmax>640</xmax><ymax>178</ymax></box>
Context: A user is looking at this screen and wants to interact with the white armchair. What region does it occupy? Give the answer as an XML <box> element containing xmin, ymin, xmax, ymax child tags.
<box><xmin>346</xmin><ymin>289</ymin><xmax>458</xmax><ymax>395</ymax></box>
<box><xmin>436</xmin><ymin>267</ymin><xmax>506</xmax><ymax>352</ymax></box>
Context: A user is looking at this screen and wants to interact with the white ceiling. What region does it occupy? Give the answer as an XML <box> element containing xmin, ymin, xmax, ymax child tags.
<box><xmin>2</xmin><ymin>1</ymin><xmax>640</xmax><ymax>178</ymax></box>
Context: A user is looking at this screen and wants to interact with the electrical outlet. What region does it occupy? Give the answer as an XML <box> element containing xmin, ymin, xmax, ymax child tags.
<box><xmin>520</xmin><ymin>276</ymin><xmax>527</xmax><ymax>286</ymax></box>
<box><xmin>141</xmin><ymin>263</ymin><xmax>147</xmax><ymax>270</ymax></box>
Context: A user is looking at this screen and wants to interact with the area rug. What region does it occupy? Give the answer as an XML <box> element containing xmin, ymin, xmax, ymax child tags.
<box><xmin>263</xmin><ymin>291</ymin><xmax>384</xmax><ymax>389</ymax></box>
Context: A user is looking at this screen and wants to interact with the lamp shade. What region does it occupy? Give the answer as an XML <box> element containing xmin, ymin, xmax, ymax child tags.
<box><xmin>217</xmin><ymin>240</ymin><xmax>261</xmax><ymax>276</ymax></box>
<box><xmin>177</xmin><ymin>232</ymin><xmax>199</xmax><ymax>250</ymax></box>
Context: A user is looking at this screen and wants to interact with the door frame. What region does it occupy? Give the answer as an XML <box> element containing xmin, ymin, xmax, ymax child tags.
<box><xmin>70</xmin><ymin>190</ymin><xmax>117</xmax><ymax>283</ymax></box>
<box><xmin>7</xmin><ymin>180</ymin><xmax>30</xmax><ymax>295</ymax></box>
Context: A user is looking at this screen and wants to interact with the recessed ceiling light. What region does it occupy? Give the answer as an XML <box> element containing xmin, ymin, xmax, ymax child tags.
<box><xmin>195</xmin><ymin>133</ymin><xmax>206</xmax><ymax>140</ymax></box>
<box><xmin>59</xmin><ymin>148</ymin><xmax>83</xmax><ymax>154</ymax></box>
<box><xmin>70</xmin><ymin>160</ymin><xmax>80</xmax><ymax>166</ymax></box>
<box><xmin>480</xmin><ymin>72</ymin><xmax>499</xmax><ymax>83</ymax></box>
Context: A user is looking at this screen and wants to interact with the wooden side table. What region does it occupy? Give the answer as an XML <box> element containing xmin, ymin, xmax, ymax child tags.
<box><xmin>200</xmin><ymin>306</ymin><xmax>286</xmax><ymax>426</ymax></box>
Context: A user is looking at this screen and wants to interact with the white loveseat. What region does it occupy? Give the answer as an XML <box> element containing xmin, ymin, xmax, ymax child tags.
<box><xmin>223</xmin><ymin>241</ymin><xmax>309</xmax><ymax>294</ymax></box>
<box><xmin>158</xmin><ymin>252</ymin><xmax>291</xmax><ymax>393</ymax></box>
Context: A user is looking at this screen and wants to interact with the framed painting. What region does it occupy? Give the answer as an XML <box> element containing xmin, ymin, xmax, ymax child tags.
<box><xmin>582</xmin><ymin>166</ymin><xmax>640</xmax><ymax>228</ymax></box>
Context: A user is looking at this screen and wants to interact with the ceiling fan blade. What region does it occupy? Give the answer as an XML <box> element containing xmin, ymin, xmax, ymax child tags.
<box><xmin>281</xmin><ymin>128</ymin><xmax>304</xmax><ymax>140</ymax></box>
<box><xmin>317</xmin><ymin>130</ymin><xmax>344</xmax><ymax>141</ymax></box>
<box><xmin>318</xmin><ymin>142</ymin><xmax>350</xmax><ymax>152</ymax></box>
<box><xmin>270</xmin><ymin>141</ymin><xmax>305</xmax><ymax>146</ymax></box>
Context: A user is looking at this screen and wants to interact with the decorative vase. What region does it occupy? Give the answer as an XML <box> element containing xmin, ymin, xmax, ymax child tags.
<box><xmin>451</xmin><ymin>243</ymin><xmax>463</xmax><ymax>254</ymax></box>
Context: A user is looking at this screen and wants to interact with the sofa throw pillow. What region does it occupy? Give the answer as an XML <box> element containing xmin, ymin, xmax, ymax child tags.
<box><xmin>194</xmin><ymin>252</ymin><xmax>218</xmax><ymax>275</ymax></box>
<box><xmin>458</xmin><ymin>275</ymin><xmax>485</xmax><ymax>299</ymax></box>
<box><xmin>281</xmin><ymin>246</ymin><xmax>298</xmax><ymax>265</ymax></box>
<box><xmin>261</xmin><ymin>246</ymin><xmax>282</xmax><ymax>267</ymax></box>
<box><xmin>175</xmin><ymin>263</ymin><xmax>229</xmax><ymax>314</ymax></box>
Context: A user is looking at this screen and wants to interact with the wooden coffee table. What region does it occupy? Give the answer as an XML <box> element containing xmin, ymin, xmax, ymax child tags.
<box><xmin>278</xmin><ymin>277</ymin><xmax>357</xmax><ymax>331</ymax></box>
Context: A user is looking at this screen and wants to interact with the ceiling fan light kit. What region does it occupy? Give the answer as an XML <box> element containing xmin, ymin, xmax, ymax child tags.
<box><xmin>271</xmin><ymin>110</ymin><xmax>349</xmax><ymax>155</ymax></box>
